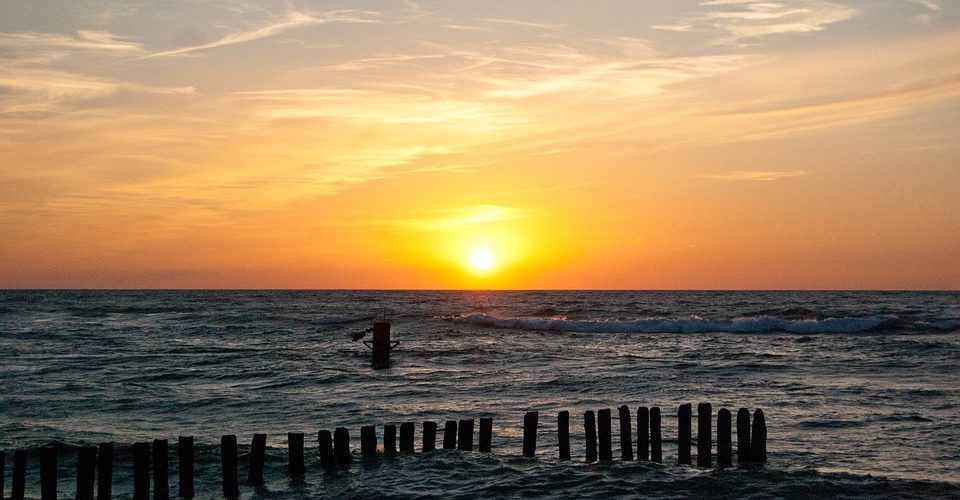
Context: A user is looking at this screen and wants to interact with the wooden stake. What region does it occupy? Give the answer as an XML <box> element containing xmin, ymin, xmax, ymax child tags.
<box><xmin>737</xmin><ymin>408</ymin><xmax>752</xmax><ymax>464</ymax></box>
<box><xmin>248</xmin><ymin>434</ymin><xmax>266</xmax><ymax>486</ymax></box>
<box><xmin>220</xmin><ymin>435</ymin><xmax>239</xmax><ymax>499</ymax></box>
<box><xmin>132</xmin><ymin>442</ymin><xmax>150</xmax><ymax>500</ymax></box>
<box><xmin>522</xmin><ymin>411</ymin><xmax>538</xmax><ymax>458</ymax></box>
<box><xmin>399</xmin><ymin>422</ymin><xmax>415</xmax><ymax>454</ymax></box>
<box><xmin>177</xmin><ymin>437</ymin><xmax>193</xmax><ymax>499</ymax></box>
<box><xmin>11</xmin><ymin>450</ymin><xmax>26</xmax><ymax>500</ymax></box>
<box><xmin>619</xmin><ymin>405</ymin><xmax>633</xmax><ymax>461</ymax></box>
<box><xmin>96</xmin><ymin>443</ymin><xmax>113</xmax><ymax>500</ymax></box>
<box><xmin>422</xmin><ymin>421</ymin><xmax>438</xmax><ymax>453</ymax></box>
<box><xmin>697</xmin><ymin>403</ymin><xmax>712</xmax><ymax>467</ymax></box>
<box><xmin>650</xmin><ymin>407</ymin><xmax>662</xmax><ymax>463</ymax></box>
<box><xmin>458</xmin><ymin>419</ymin><xmax>474</xmax><ymax>451</ymax></box>
<box><xmin>637</xmin><ymin>406</ymin><xmax>649</xmax><ymax>461</ymax></box>
<box><xmin>317</xmin><ymin>431</ymin><xmax>335</xmax><ymax>469</ymax></box>
<box><xmin>383</xmin><ymin>424</ymin><xmax>397</xmax><ymax>457</ymax></box>
<box><xmin>752</xmin><ymin>409</ymin><xmax>767</xmax><ymax>464</ymax></box>
<box><xmin>334</xmin><ymin>428</ymin><xmax>351</xmax><ymax>467</ymax></box>
<box><xmin>76</xmin><ymin>446</ymin><xmax>96</xmax><ymax>500</ymax></box>
<box><xmin>678</xmin><ymin>403</ymin><xmax>692</xmax><ymax>465</ymax></box>
<box><xmin>717</xmin><ymin>408</ymin><xmax>732</xmax><ymax>467</ymax></box>
<box><xmin>288</xmin><ymin>432</ymin><xmax>306</xmax><ymax>476</ymax></box>
<box><xmin>39</xmin><ymin>446</ymin><xmax>56</xmax><ymax>500</ymax></box>
<box><xmin>479</xmin><ymin>418</ymin><xmax>493</xmax><ymax>453</ymax></box>
<box><xmin>360</xmin><ymin>426</ymin><xmax>378</xmax><ymax>461</ymax></box>
<box><xmin>0</xmin><ymin>451</ymin><xmax>5</xmax><ymax>500</ymax></box>
<box><xmin>152</xmin><ymin>439</ymin><xmax>169</xmax><ymax>500</ymax></box>
<box><xmin>584</xmin><ymin>410</ymin><xmax>597</xmax><ymax>463</ymax></box>
<box><xmin>597</xmin><ymin>408</ymin><xmax>613</xmax><ymax>461</ymax></box>
<box><xmin>557</xmin><ymin>411</ymin><xmax>571</xmax><ymax>461</ymax></box>
<box><xmin>443</xmin><ymin>421</ymin><xmax>457</xmax><ymax>450</ymax></box>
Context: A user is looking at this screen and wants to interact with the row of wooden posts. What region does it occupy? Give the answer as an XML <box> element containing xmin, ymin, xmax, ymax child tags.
<box><xmin>0</xmin><ymin>404</ymin><xmax>765</xmax><ymax>499</ymax></box>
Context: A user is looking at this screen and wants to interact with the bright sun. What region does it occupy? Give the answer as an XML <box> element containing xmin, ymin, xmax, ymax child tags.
<box><xmin>468</xmin><ymin>247</ymin><xmax>496</xmax><ymax>271</ymax></box>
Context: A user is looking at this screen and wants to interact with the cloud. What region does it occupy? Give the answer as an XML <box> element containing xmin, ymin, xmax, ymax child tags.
<box><xmin>908</xmin><ymin>0</ymin><xmax>940</xmax><ymax>11</ymax></box>
<box><xmin>657</xmin><ymin>1</ymin><xmax>858</xmax><ymax>43</ymax></box>
<box><xmin>379</xmin><ymin>205</ymin><xmax>533</xmax><ymax>232</ymax></box>
<box><xmin>699</xmin><ymin>170</ymin><xmax>808</xmax><ymax>181</ymax></box>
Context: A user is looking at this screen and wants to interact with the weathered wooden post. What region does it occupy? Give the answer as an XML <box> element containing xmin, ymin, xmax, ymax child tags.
<box><xmin>133</xmin><ymin>442</ymin><xmax>150</xmax><ymax>500</ymax></box>
<box><xmin>0</xmin><ymin>451</ymin><xmax>4</xmax><ymax>500</ymax></box>
<box><xmin>177</xmin><ymin>437</ymin><xmax>193</xmax><ymax>499</ymax></box>
<box><xmin>584</xmin><ymin>410</ymin><xmax>597</xmax><ymax>463</ymax></box>
<box><xmin>443</xmin><ymin>421</ymin><xmax>457</xmax><ymax>450</ymax></box>
<box><xmin>422</xmin><ymin>421</ymin><xmax>438</xmax><ymax>452</ymax></box>
<box><xmin>479</xmin><ymin>417</ymin><xmax>493</xmax><ymax>453</ymax></box>
<box><xmin>152</xmin><ymin>439</ymin><xmax>169</xmax><ymax>500</ymax></box>
<box><xmin>522</xmin><ymin>411</ymin><xmax>538</xmax><ymax>458</ymax></box>
<box><xmin>334</xmin><ymin>428</ymin><xmax>351</xmax><ymax>466</ymax></box>
<box><xmin>76</xmin><ymin>446</ymin><xmax>96</xmax><ymax>500</ymax></box>
<box><xmin>12</xmin><ymin>450</ymin><xmax>26</xmax><ymax>500</ymax></box>
<box><xmin>650</xmin><ymin>407</ymin><xmax>663</xmax><ymax>463</ymax></box>
<box><xmin>221</xmin><ymin>435</ymin><xmax>239</xmax><ymax>499</ymax></box>
<box><xmin>97</xmin><ymin>443</ymin><xmax>113</xmax><ymax>500</ymax></box>
<box><xmin>458</xmin><ymin>419</ymin><xmax>474</xmax><ymax>451</ymax></box>
<box><xmin>360</xmin><ymin>426</ymin><xmax>378</xmax><ymax>461</ymax></box>
<box><xmin>752</xmin><ymin>409</ymin><xmax>767</xmax><ymax>464</ymax></box>
<box><xmin>717</xmin><ymin>408</ymin><xmax>732</xmax><ymax>466</ymax></box>
<box><xmin>737</xmin><ymin>408</ymin><xmax>752</xmax><ymax>464</ymax></box>
<box><xmin>399</xmin><ymin>422</ymin><xmax>415</xmax><ymax>454</ymax></box>
<box><xmin>618</xmin><ymin>405</ymin><xmax>633</xmax><ymax>461</ymax></box>
<box><xmin>383</xmin><ymin>424</ymin><xmax>397</xmax><ymax>457</ymax></box>
<box><xmin>371</xmin><ymin>322</ymin><xmax>393</xmax><ymax>369</ymax></box>
<box><xmin>697</xmin><ymin>403</ymin><xmax>712</xmax><ymax>467</ymax></box>
<box><xmin>289</xmin><ymin>432</ymin><xmax>306</xmax><ymax>476</ymax></box>
<box><xmin>317</xmin><ymin>431</ymin><xmax>335</xmax><ymax>469</ymax></box>
<box><xmin>557</xmin><ymin>411</ymin><xmax>571</xmax><ymax>461</ymax></box>
<box><xmin>637</xmin><ymin>407</ymin><xmax>649</xmax><ymax>461</ymax></box>
<box><xmin>678</xmin><ymin>403</ymin><xmax>692</xmax><ymax>465</ymax></box>
<box><xmin>597</xmin><ymin>408</ymin><xmax>613</xmax><ymax>461</ymax></box>
<box><xmin>39</xmin><ymin>446</ymin><xmax>56</xmax><ymax>500</ymax></box>
<box><xmin>248</xmin><ymin>434</ymin><xmax>267</xmax><ymax>486</ymax></box>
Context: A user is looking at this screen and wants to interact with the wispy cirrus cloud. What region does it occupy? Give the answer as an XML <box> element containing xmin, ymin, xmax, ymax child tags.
<box><xmin>699</xmin><ymin>170</ymin><xmax>808</xmax><ymax>181</ymax></box>
<box><xmin>378</xmin><ymin>205</ymin><xmax>533</xmax><ymax>232</ymax></box>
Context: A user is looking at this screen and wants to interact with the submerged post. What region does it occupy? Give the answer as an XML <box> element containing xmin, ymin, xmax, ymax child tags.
<box><xmin>334</xmin><ymin>428</ymin><xmax>351</xmax><ymax>466</ymax></box>
<box><xmin>400</xmin><ymin>422</ymin><xmax>415</xmax><ymax>454</ymax></box>
<box><xmin>221</xmin><ymin>435</ymin><xmax>239</xmax><ymax>500</ymax></box>
<box><xmin>97</xmin><ymin>443</ymin><xmax>113</xmax><ymax>500</ymax></box>
<box><xmin>360</xmin><ymin>426</ymin><xmax>378</xmax><ymax>461</ymax></box>
<box><xmin>177</xmin><ymin>436</ymin><xmax>193</xmax><ymax>499</ymax></box>
<box><xmin>39</xmin><ymin>446</ymin><xmax>56</xmax><ymax>500</ymax></box>
<box><xmin>458</xmin><ymin>419</ymin><xmax>474</xmax><ymax>451</ymax></box>
<box><xmin>637</xmin><ymin>406</ymin><xmax>649</xmax><ymax>461</ymax></box>
<box><xmin>383</xmin><ymin>424</ymin><xmax>397</xmax><ymax>457</ymax></box>
<box><xmin>289</xmin><ymin>432</ymin><xmax>306</xmax><ymax>476</ymax></box>
<box><xmin>522</xmin><ymin>411</ymin><xmax>538</xmax><ymax>458</ymax></box>
<box><xmin>737</xmin><ymin>408</ymin><xmax>752</xmax><ymax>464</ymax></box>
<box><xmin>422</xmin><ymin>421</ymin><xmax>438</xmax><ymax>453</ymax></box>
<box><xmin>752</xmin><ymin>409</ymin><xmax>767</xmax><ymax>464</ymax></box>
<box><xmin>317</xmin><ymin>431</ymin><xmax>335</xmax><ymax>469</ymax></box>
<box><xmin>12</xmin><ymin>450</ymin><xmax>26</xmax><ymax>500</ymax></box>
<box><xmin>584</xmin><ymin>410</ymin><xmax>597</xmax><ymax>463</ymax></box>
<box><xmin>133</xmin><ymin>442</ymin><xmax>150</xmax><ymax>500</ymax></box>
<box><xmin>597</xmin><ymin>408</ymin><xmax>613</xmax><ymax>461</ymax></box>
<box><xmin>718</xmin><ymin>408</ymin><xmax>732</xmax><ymax>466</ymax></box>
<box><xmin>152</xmin><ymin>439</ymin><xmax>169</xmax><ymax>500</ymax></box>
<box><xmin>76</xmin><ymin>446</ymin><xmax>96</xmax><ymax>500</ymax></box>
<box><xmin>678</xmin><ymin>403</ymin><xmax>692</xmax><ymax>465</ymax></box>
<box><xmin>650</xmin><ymin>407</ymin><xmax>663</xmax><ymax>463</ymax></box>
<box><xmin>557</xmin><ymin>411</ymin><xmax>571</xmax><ymax>461</ymax></box>
<box><xmin>619</xmin><ymin>405</ymin><xmax>633</xmax><ymax>461</ymax></box>
<box><xmin>697</xmin><ymin>403</ymin><xmax>712</xmax><ymax>467</ymax></box>
<box><xmin>443</xmin><ymin>421</ymin><xmax>457</xmax><ymax>450</ymax></box>
<box><xmin>249</xmin><ymin>434</ymin><xmax>267</xmax><ymax>486</ymax></box>
<box><xmin>371</xmin><ymin>322</ymin><xmax>392</xmax><ymax>369</ymax></box>
<box><xmin>479</xmin><ymin>417</ymin><xmax>493</xmax><ymax>453</ymax></box>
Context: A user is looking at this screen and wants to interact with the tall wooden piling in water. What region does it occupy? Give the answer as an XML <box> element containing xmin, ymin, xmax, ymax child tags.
<box><xmin>637</xmin><ymin>406</ymin><xmax>649</xmax><ymax>461</ymax></box>
<box><xmin>249</xmin><ymin>434</ymin><xmax>267</xmax><ymax>486</ymax></box>
<box><xmin>619</xmin><ymin>405</ymin><xmax>633</xmax><ymax>461</ymax></box>
<box><xmin>220</xmin><ymin>435</ymin><xmax>239</xmax><ymax>500</ymax></box>
<box><xmin>361</xmin><ymin>426</ymin><xmax>378</xmax><ymax>460</ymax></box>
<box><xmin>400</xmin><ymin>422</ymin><xmax>415</xmax><ymax>454</ymax></box>
<box><xmin>650</xmin><ymin>407</ymin><xmax>663</xmax><ymax>463</ymax></box>
<box><xmin>479</xmin><ymin>417</ymin><xmax>493</xmax><ymax>453</ymax></box>
<box><xmin>288</xmin><ymin>432</ymin><xmax>306</xmax><ymax>476</ymax></box>
<box><xmin>0</xmin><ymin>451</ymin><xmax>4</xmax><ymax>500</ymax></box>
<box><xmin>97</xmin><ymin>443</ymin><xmax>113</xmax><ymax>500</ymax></box>
<box><xmin>522</xmin><ymin>412</ymin><xmax>538</xmax><ymax>458</ymax></box>
<box><xmin>371</xmin><ymin>322</ymin><xmax>392</xmax><ymax>369</ymax></box>
<box><xmin>597</xmin><ymin>408</ymin><xmax>613</xmax><ymax>461</ymax></box>
<box><xmin>317</xmin><ymin>431</ymin><xmax>335</xmax><ymax>469</ymax></box>
<box><xmin>584</xmin><ymin>410</ymin><xmax>598</xmax><ymax>463</ymax></box>
<box><xmin>422</xmin><ymin>421</ymin><xmax>437</xmax><ymax>452</ymax></box>
<box><xmin>152</xmin><ymin>439</ymin><xmax>169</xmax><ymax>500</ymax></box>
<box><xmin>76</xmin><ymin>446</ymin><xmax>96</xmax><ymax>500</ymax></box>
<box><xmin>132</xmin><ymin>442</ymin><xmax>150</xmax><ymax>500</ymax></box>
<box><xmin>458</xmin><ymin>419</ymin><xmax>474</xmax><ymax>451</ymax></box>
<box><xmin>443</xmin><ymin>421</ymin><xmax>457</xmax><ymax>449</ymax></box>
<box><xmin>752</xmin><ymin>409</ymin><xmax>767</xmax><ymax>464</ymax></box>
<box><xmin>384</xmin><ymin>424</ymin><xmax>398</xmax><ymax>457</ymax></box>
<box><xmin>737</xmin><ymin>408</ymin><xmax>752</xmax><ymax>464</ymax></box>
<box><xmin>12</xmin><ymin>450</ymin><xmax>25</xmax><ymax>500</ymax></box>
<box><xmin>678</xmin><ymin>403</ymin><xmax>692</xmax><ymax>465</ymax></box>
<box><xmin>177</xmin><ymin>436</ymin><xmax>193</xmax><ymax>499</ymax></box>
<box><xmin>39</xmin><ymin>446</ymin><xmax>56</xmax><ymax>500</ymax></box>
<box><xmin>697</xmin><ymin>403</ymin><xmax>712</xmax><ymax>467</ymax></box>
<box><xmin>557</xmin><ymin>411</ymin><xmax>571</xmax><ymax>461</ymax></box>
<box><xmin>717</xmin><ymin>408</ymin><xmax>732</xmax><ymax>466</ymax></box>
<box><xmin>334</xmin><ymin>428</ymin><xmax>351</xmax><ymax>466</ymax></box>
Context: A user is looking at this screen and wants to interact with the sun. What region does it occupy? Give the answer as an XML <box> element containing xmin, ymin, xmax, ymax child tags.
<box><xmin>468</xmin><ymin>247</ymin><xmax>496</xmax><ymax>271</ymax></box>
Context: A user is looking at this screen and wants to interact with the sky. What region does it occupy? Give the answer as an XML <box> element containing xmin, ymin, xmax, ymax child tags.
<box><xmin>1</xmin><ymin>0</ymin><xmax>958</xmax><ymax>290</ymax></box>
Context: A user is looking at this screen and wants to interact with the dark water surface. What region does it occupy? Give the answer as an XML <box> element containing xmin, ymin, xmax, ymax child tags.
<box><xmin>1</xmin><ymin>290</ymin><xmax>959</xmax><ymax>498</ymax></box>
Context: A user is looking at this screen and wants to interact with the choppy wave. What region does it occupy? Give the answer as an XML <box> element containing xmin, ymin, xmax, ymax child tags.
<box><xmin>449</xmin><ymin>313</ymin><xmax>960</xmax><ymax>334</ymax></box>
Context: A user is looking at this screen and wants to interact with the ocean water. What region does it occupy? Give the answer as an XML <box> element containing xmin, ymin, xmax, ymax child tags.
<box><xmin>1</xmin><ymin>290</ymin><xmax>959</xmax><ymax>499</ymax></box>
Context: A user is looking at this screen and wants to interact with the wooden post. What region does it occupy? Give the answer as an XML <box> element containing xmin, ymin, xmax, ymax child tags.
<box><xmin>717</xmin><ymin>408</ymin><xmax>732</xmax><ymax>466</ymax></box>
<box><xmin>11</xmin><ymin>450</ymin><xmax>26</xmax><ymax>500</ymax></box>
<box><xmin>317</xmin><ymin>431</ymin><xmax>335</xmax><ymax>469</ymax></box>
<box><xmin>737</xmin><ymin>408</ymin><xmax>752</xmax><ymax>464</ymax></box>
<box><xmin>220</xmin><ymin>435</ymin><xmax>239</xmax><ymax>500</ymax></box>
<box><xmin>458</xmin><ymin>419</ymin><xmax>474</xmax><ymax>451</ymax></box>
<box><xmin>399</xmin><ymin>422</ymin><xmax>415</xmax><ymax>454</ymax></box>
<box><xmin>96</xmin><ymin>443</ymin><xmax>113</xmax><ymax>500</ymax></box>
<box><xmin>752</xmin><ymin>409</ymin><xmax>767</xmax><ymax>464</ymax></box>
<box><xmin>522</xmin><ymin>411</ymin><xmax>538</xmax><ymax>458</ymax></box>
<box><xmin>383</xmin><ymin>424</ymin><xmax>397</xmax><ymax>457</ymax></box>
<box><xmin>152</xmin><ymin>439</ymin><xmax>169</xmax><ymax>500</ymax></box>
<box><xmin>619</xmin><ymin>405</ymin><xmax>633</xmax><ymax>461</ymax></box>
<box><xmin>678</xmin><ymin>403</ymin><xmax>692</xmax><ymax>465</ymax></box>
<box><xmin>422</xmin><ymin>422</ymin><xmax>438</xmax><ymax>453</ymax></box>
<box><xmin>177</xmin><ymin>437</ymin><xmax>193</xmax><ymax>499</ymax></box>
<box><xmin>443</xmin><ymin>421</ymin><xmax>457</xmax><ymax>450</ymax></box>
<box><xmin>361</xmin><ymin>426</ymin><xmax>378</xmax><ymax>461</ymax></box>
<box><xmin>371</xmin><ymin>322</ymin><xmax>392</xmax><ymax>369</ymax></box>
<box><xmin>597</xmin><ymin>408</ymin><xmax>613</xmax><ymax>461</ymax></box>
<box><xmin>697</xmin><ymin>403</ymin><xmax>712</xmax><ymax>467</ymax></box>
<box><xmin>133</xmin><ymin>442</ymin><xmax>150</xmax><ymax>500</ymax></box>
<box><xmin>650</xmin><ymin>407</ymin><xmax>662</xmax><ymax>463</ymax></box>
<box><xmin>584</xmin><ymin>410</ymin><xmax>597</xmax><ymax>463</ymax></box>
<box><xmin>39</xmin><ymin>446</ymin><xmax>56</xmax><ymax>500</ymax></box>
<box><xmin>0</xmin><ymin>451</ymin><xmax>4</xmax><ymax>500</ymax></box>
<box><xmin>288</xmin><ymin>432</ymin><xmax>305</xmax><ymax>476</ymax></box>
<box><xmin>334</xmin><ymin>428</ymin><xmax>350</xmax><ymax>466</ymax></box>
<box><xmin>248</xmin><ymin>434</ymin><xmax>266</xmax><ymax>486</ymax></box>
<box><xmin>637</xmin><ymin>407</ymin><xmax>649</xmax><ymax>461</ymax></box>
<box><xmin>557</xmin><ymin>411</ymin><xmax>571</xmax><ymax>461</ymax></box>
<box><xmin>76</xmin><ymin>446</ymin><xmax>96</xmax><ymax>500</ymax></box>
<box><xmin>479</xmin><ymin>417</ymin><xmax>493</xmax><ymax>453</ymax></box>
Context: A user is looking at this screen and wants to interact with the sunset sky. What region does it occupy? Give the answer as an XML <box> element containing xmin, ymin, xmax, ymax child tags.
<box><xmin>1</xmin><ymin>0</ymin><xmax>958</xmax><ymax>289</ymax></box>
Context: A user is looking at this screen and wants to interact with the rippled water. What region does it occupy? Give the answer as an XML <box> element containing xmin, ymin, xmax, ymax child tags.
<box><xmin>1</xmin><ymin>290</ymin><xmax>959</xmax><ymax>498</ymax></box>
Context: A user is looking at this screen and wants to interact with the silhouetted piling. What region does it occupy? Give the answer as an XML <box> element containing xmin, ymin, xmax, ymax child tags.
<box><xmin>361</xmin><ymin>426</ymin><xmax>378</xmax><ymax>460</ymax></box>
<box><xmin>678</xmin><ymin>403</ymin><xmax>692</xmax><ymax>465</ymax></box>
<box><xmin>383</xmin><ymin>424</ymin><xmax>397</xmax><ymax>457</ymax></box>
<box><xmin>371</xmin><ymin>322</ymin><xmax>392</xmax><ymax>369</ymax></box>
<box><xmin>152</xmin><ymin>439</ymin><xmax>169</xmax><ymax>500</ymax></box>
<box><xmin>177</xmin><ymin>437</ymin><xmax>193</xmax><ymax>499</ymax></box>
<box><xmin>557</xmin><ymin>411</ymin><xmax>571</xmax><ymax>461</ymax></box>
<box><xmin>637</xmin><ymin>407</ymin><xmax>649</xmax><ymax>461</ymax></box>
<box><xmin>458</xmin><ymin>419</ymin><xmax>474</xmax><ymax>451</ymax></box>
<box><xmin>76</xmin><ymin>446</ymin><xmax>96</xmax><ymax>500</ymax></box>
<box><xmin>597</xmin><ymin>408</ymin><xmax>613</xmax><ymax>461</ymax></box>
<box><xmin>479</xmin><ymin>417</ymin><xmax>493</xmax><ymax>453</ymax></box>
<box><xmin>650</xmin><ymin>407</ymin><xmax>663</xmax><ymax>463</ymax></box>
<box><xmin>39</xmin><ymin>446</ymin><xmax>56</xmax><ymax>500</ymax></box>
<box><xmin>288</xmin><ymin>432</ymin><xmax>306</xmax><ymax>476</ymax></box>
<box><xmin>220</xmin><ymin>435</ymin><xmax>239</xmax><ymax>499</ymax></box>
<box><xmin>400</xmin><ymin>422</ymin><xmax>415</xmax><ymax>454</ymax></box>
<box><xmin>422</xmin><ymin>421</ymin><xmax>438</xmax><ymax>452</ymax></box>
<box><xmin>12</xmin><ymin>450</ymin><xmax>25</xmax><ymax>500</ymax></box>
<box><xmin>334</xmin><ymin>428</ymin><xmax>351</xmax><ymax>466</ymax></box>
<box><xmin>443</xmin><ymin>421</ymin><xmax>457</xmax><ymax>450</ymax></box>
<box><xmin>132</xmin><ymin>442</ymin><xmax>150</xmax><ymax>500</ymax></box>
<box><xmin>737</xmin><ymin>408</ymin><xmax>752</xmax><ymax>464</ymax></box>
<box><xmin>0</xmin><ymin>451</ymin><xmax>4</xmax><ymax>500</ymax></box>
<box><xmin>522</xmin><ymin>411</ymin><xmax>538</xmax><ymax>458</ymax></box>
<box><xmin>619</xmin><ymin>405</ymin><xmax>633</xmax><ymax>461</ymax></box>
<box><xmin>248</xmin><ymin>434</ymin><xmax>266</xmax><ymax>486</ymax></box>
<box><xmin>97</xmin><ymin>443</ymin><xmax>113</xmax><ymax>500</ymax></box>
<box><xmin>697</xmin><ymin>403</ymin><xmax>712</xmax><ymax>467</ymax></box>
<box><xmin>584</xmin><ymin>410</ymin><xmax>597</xmax><ymax>463</ymax></box>
<box><xmin>718</xmin><ymin>408</ymin><xmax>732</xmax><ymax>466</ymax></box>
<box><xmin>752</xmin><ymin>409</ymin><xmax>767</xmax><ymax>464</ymax></box>
<box><xmin>317</xmin><ymin>431</ymin><xmax>335</xmax><ymax>469</ymax></box>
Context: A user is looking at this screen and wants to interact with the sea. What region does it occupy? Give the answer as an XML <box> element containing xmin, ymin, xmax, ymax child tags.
<box><xmin>1</xmin><ymin>290</ymin><xmax>959</xmax><ymax>499</ymax></box>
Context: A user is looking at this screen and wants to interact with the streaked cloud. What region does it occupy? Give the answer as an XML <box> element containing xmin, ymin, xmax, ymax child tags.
<box><xmin>380</xmin><ymin>205</ymin><xmax>533</xmax><ymax>232</ymax></box>
<box><xmin>699</xmin><ymin>170</ymin><xmax>808</xmax><ymax>181</ymax></box>
<box><xmin>658</xmin><ymin>1</ymin><xmax>858</xmax><ymax>43</ymax></box>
